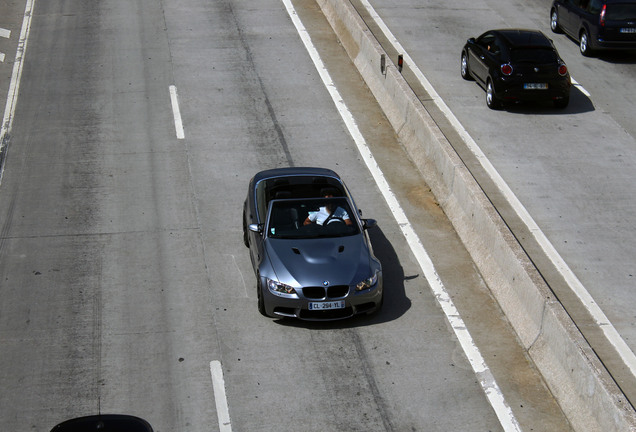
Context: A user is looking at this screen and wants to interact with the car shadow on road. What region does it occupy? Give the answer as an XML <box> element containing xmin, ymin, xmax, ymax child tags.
<box><xmin>504</xmin><ymin>84</ymin><xmax>594</xmax><ymax>115</ymax></box>
<box><xmin>275</xmin><ymin>225</ymin><xmax>412</xmax><ymax>330</ymax></box>
<box><xmin>593</xmin><ymin>50</ymin><xmax>636</xmax><ymax>64</ymax></box>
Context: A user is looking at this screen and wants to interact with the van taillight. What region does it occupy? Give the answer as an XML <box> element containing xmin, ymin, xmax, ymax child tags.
<box><xmin>501</xmin><ymin>64</ymin><xmax>513</xmax><ymax>75</ymax></box>
<box><xmin>558</xmin><ymin>64</ymin><xmax>568</xmax><ymax>76</ymax></box>
<box><xmin>600</xmin><ymin>4</ymin><xmax>607</xmax><ymax>26</ymax></box>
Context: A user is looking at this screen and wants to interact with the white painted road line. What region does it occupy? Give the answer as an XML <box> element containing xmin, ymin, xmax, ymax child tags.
<box><xmin>1</xmin><ymin>0</ymin><xmax>35</xmax><ymax>185</ymax></box>
<box><xmin>571</xmin><ymin>77</ymin><xmax>591</xmax><ymax>97</ymax></box>
<box><xmin>210</xmin><ymin>360</ymin><xmax>232</xmax><ymax>432</ymax></box>
<box><xmin>358</xmin><ymin>0</ymin><xmax>636</xmax><ymax>383</ymax></box>
<box><xmin>169</xmin><ymin>85</ymin><xmax>185</xmax><ymax>139</ymax></box>
<box><xmin>281</xmin><ymin>1</ymin><xmax>521</xmax><ymax>431</ymax></box>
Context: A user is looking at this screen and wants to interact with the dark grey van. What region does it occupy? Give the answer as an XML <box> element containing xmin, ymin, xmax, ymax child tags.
<box><xmin>550</xmin><ymin>0</ymin><xmax>636</xmax><ymax>55</ymax></box>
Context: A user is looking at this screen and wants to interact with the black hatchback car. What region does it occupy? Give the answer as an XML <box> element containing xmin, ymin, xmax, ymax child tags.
<box><xmin>461</xmin><ymin>29</ymin><xmax>571</xmax><ymax>109</ymax></box>
<box><xmin>550</xmin><ymin>0</ymin><xmax>636</xmax><ymax>56</ymax></box>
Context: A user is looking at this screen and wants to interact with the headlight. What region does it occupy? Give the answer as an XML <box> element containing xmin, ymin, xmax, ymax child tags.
<box><xmin>356</xmin><ymin>271</ymin><xmax>378</xmax><ymax>291</ymax></box>
<box><xmin>266</xmin><ymin>278</ymin><xmax>298</xmax><ymax>297</ymax></box>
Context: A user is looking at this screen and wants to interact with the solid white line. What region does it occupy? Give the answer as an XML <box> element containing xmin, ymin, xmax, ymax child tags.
<box><xmin>169</xmin><ymin>85</ymin><xmax>185</xmax><ymax>139</ymax></box>
<box><xmin>571</xmin><ymin>78</ymin><xmax>591</xmax><ymax>97</ymax></box>
<box><xmin>281</xmin><ymin>1</ymin><xmax>521</xmax><ymax>430</ymax></box>
<box><xmin>210</xmin><ymin>360</ymin><xmax>232</xmax><ymax>432</ymax></box>
<box><xmin>359</xmin><ymin>0</ymin><xmax>636</xmax><ymax>381</ymax></box>
<box><xmin>0</xmin><ymin>0</ymin><xmax>35</xmax><ymax>184</ymax></box>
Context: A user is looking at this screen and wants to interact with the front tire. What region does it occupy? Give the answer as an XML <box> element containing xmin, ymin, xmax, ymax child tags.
<box><xmin>461</xmin><ymin>52</ymin><xmax>473</xmax><ymax>80</ymax></box>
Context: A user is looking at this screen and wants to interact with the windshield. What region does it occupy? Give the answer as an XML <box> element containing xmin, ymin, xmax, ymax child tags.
<box><xmin>267</xmin><ymin>198</ymin><xmax>360</xmax><ymax>239</ymax></box>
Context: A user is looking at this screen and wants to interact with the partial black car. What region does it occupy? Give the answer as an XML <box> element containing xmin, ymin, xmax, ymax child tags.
<box><xmin>550</xmin><ymin>0</ymin><xmax>636</xmax><ymax>56</ymax></box>
<box><xmin>50</xmin><ymin>415</ymin><xmax>154</xmax><ymax>432</ymax></box>
<box><xmin>461</xmin><ymin>29</ymin><xmax>571</xmax><ymax>109</ymax></box>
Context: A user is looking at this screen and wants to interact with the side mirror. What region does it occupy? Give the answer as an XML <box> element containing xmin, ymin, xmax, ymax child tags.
<box><xmin>362</xmin><ymin>219</ymin><xmax>377</xmax><ymax>230</ymax></box>
<box><xmin>249</xmin><ymin>223</ymin><xmax>263</xmax><ymax>233</ymax></box>
<box><xmin>467</xmin><ymin>37</ymin><xmax>476</xmax><ymax>44</ymax></box>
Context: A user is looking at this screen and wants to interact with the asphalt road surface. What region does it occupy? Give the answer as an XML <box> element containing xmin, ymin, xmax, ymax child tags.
<box><xmin>0</xmin><ymin>0</ymin><xmax>596</xmax><ymax>431</ymax></box>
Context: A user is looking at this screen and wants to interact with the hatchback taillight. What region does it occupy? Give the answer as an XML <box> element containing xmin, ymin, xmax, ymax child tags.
<box><xmin>501</xmin><ymin>64</ymin><xmax>513</xmax><ymax>76</ymax></box>
<box><xmin>600</xmin><ymin>4</ymin><xmax>607</xmax><ymax>26</ymax></box>
<box><xmin>558</xmin><ymin>64</ymin><xmax>568</xmax><ymax>76</ymax></box>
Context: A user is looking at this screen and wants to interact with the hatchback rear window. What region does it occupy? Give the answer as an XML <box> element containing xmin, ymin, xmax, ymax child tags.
<box><xmin>606</xmin><ymin>4</ymin><xmax>636</xmax><ymax>21</ymax></box>
<box><xmin>510</xmin><ymin>48</ymin><xmax>558</xmax><ymax>63</ymax></box>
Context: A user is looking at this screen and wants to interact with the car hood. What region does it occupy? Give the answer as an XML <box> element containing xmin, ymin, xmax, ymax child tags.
<box><xmin>264</xmin><ymin>235</ymin><xmax>371</xmax><ymax>286</ymax></box>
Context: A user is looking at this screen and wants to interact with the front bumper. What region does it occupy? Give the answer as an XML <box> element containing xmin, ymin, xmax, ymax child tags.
<box><xmin>496</xmin><ymin>77</ymin><xmax>570</xmax><ymax>102</ymax></box>
<box><xmin>261</xmin><ymin>274</ymin><xmax>383</xmax><ymax>321</ymax></box>
<box><xmin>593</xmin><ymin>38</ymin><xmax>636</xmax><ymax>51</ymax></box>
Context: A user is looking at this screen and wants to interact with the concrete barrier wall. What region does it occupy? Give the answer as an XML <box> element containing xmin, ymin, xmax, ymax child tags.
<box><xmin>316</xmin><ymin>0</ymin><xmax>636</xmax><ymax>430</ymax></box>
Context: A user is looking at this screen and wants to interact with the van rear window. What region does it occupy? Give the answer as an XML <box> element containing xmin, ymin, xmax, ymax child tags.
<box><xmin>606</xmin><ymin>4</ymin><xmax>636</xmax><ymax>21</ymax></box>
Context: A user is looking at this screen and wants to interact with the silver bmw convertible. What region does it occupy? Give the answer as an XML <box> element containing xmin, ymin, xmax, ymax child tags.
<box><xmin>242</xmin><ymin>167</ymin><xmax>383</xmax><ymax>320</ymax></box>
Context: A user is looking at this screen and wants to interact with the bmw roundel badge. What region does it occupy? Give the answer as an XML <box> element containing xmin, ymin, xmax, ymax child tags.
<box><xmin>323</xmin><ymin>281</ymin><xmax>330</xmax><ymax>287</ymax></box>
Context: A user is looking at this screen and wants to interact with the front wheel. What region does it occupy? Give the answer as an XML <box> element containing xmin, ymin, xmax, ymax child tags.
<box><xmin>486</xmin><ymin>80</ymin><xmax>501</xmax><ymax>110</ymax></box>
<box><xmin>461</xmin><ymin>52</ymin><xmax>473</xmax><ymax>80</ymax></box>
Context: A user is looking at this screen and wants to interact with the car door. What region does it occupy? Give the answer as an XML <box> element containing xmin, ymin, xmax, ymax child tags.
<box><xmin>468</xmin><ymin>32</ymin><xmax>496</xmax><ymax>84</ymax></box>
<box><xmin>558</xmin><ymin>0</ymin><xmax>579</xmax><ymax>36</ymax></box>
<box><xmin>246</xmin><ymin>182</ymin><xmax>268</xmax><ymax>273</ymax></box>
<box><xmin>570</xmin><ymin>0</ymin><xmax>591</xmax><ymax>34</ymax></box>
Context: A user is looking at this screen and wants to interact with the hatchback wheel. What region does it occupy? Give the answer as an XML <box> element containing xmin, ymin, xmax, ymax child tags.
<box><xmin>461</xmin><ymin>52</ymin><xmax>472</xmax><ymax>80</ymax></box>
<box><xmin>486</xmin><ymin>80</ymin><xmax>501</xmax><ymax>110</ymax></box>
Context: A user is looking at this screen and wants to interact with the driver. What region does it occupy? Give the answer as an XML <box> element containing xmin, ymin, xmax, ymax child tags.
<box><xmin>303</xmin><ymin>189</ymin><xmax>352</xmax><ymax>226</ymax></box>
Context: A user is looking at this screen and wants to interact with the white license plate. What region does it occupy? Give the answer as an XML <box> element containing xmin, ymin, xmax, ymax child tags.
<box><xmin>524</xmin><ymin>83</ymin><xmax>548</xmax><ymax>90</ymax></box>
<box><xmin>620</xmin><ymin>28</ymin><xmax>636</xmax><ymax>33</ymax></box>
<box><xmin>308</xmin><ymin>301</ymin><xmax>345</xmax><ymax>310</ymax></box>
